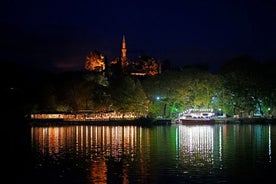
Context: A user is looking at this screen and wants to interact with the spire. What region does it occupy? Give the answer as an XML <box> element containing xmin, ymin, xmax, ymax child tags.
<box><xmin>121</xmin><ymin>34</ymin><xmax>127</xmax><ymax>61</ymax></box>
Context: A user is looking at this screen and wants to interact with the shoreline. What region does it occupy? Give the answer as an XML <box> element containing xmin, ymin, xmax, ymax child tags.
<box><xmin>214</xmin><ymin>117</ymin><xmax>276</xmax><ymax>124</ymax></box>
<box><xmin>27</xmin><ymin>117</ymin><xmax>276</xmax><ymax>126</ymax></box>
<box><xmin>28</xmin><ymin>118</ymin><xmax>172</xmax><ymax>126</ymax></box>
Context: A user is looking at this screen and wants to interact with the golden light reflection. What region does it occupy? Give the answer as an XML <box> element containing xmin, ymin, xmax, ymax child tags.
<box><xmin>89</xmin><ymin>159</ymin><xmax>107</xmax><ymax>184</ymax></box>
<box><xmin>29</xmin><ymin>124</ymin><xmax>273</xmax><ymax>182</ymax></box>
<box><xmin>31</xmin><ymin>125</ymin><xmax>141</xmax><ymax>183</ymax></box>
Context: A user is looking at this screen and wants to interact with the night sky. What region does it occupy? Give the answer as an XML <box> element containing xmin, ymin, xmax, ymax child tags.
<box><xmin>1</xmin><ymin>0</ymin><xmax>276</xmax><ymax>72</ymax></box>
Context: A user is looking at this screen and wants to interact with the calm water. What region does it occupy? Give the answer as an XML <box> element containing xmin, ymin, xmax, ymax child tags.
<box><xmin>20</xmin><ymin>123</ymin><xmax>276</xmax><ymax>183</ymax></box>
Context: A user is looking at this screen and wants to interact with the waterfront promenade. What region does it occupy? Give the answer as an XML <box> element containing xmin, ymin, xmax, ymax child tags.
<box><xmin>28</xmin><ymin>112</ymin><xmax>173</xmax><ymax>126</ymax></box>
<box><xmin>28</xmin><ymin>112</ymin><xmax>276</xmax><ymax>126</ymax></box>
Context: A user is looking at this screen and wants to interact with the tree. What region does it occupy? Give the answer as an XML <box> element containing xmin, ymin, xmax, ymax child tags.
<box><xmin>57</xmin><ymin>72</ymin><xmax>91</xmax><ymax>112</ymax></box>
<box><xmin>259</xmin><ymin>62</ymin><xmax>276</xmax><ymax>116</ymax></box>
<box><xmin>142</xmin><ymin>70</ymin><xmax>193</xmax><ymax>119</ymax></box>
<box><xmin>85</xmin><ymin>50</ymin><xmax>105</xmax><ymax>72</ymax></box>
<box><xmin>218</xmin><ymin>55</ymin><xmax>265</xmax><ymax>117</ymax></box>
<box><xmin>186</xmin><ymin>69</ymin><xmax>218</xmax><ymax>109</ymax></box>
<box><xmin>84</xmin><ymin>73</ymin><xmax>110</xmax><ymax>112</ymax></box>
<box><xmin>109</xmin><ymin>76</ymin><xmax>149</xmax><ymax>116</ymax></box>
<box><xmin>134</xmin><ymin>55</ymin><xmax>159</xmax><ymax>76</ymax></box>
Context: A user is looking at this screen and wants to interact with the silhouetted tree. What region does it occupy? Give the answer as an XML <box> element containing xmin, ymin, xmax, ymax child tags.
<box><xmin>109</xmin><ymin>76</ymin><xmax>148</xmax><ymax>116</ymax></box>
<box><xmin>218</xmin><ymin>55</ymin><xmax>265</xmax><ymax>117</ymax></box>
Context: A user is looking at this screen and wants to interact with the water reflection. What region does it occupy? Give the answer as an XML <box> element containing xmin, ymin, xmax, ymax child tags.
<box><xmin>31</xmin><ymin>126</ymin><xmax>138</xmax><ymax>159</ymax></box>
<box><xmin>31</xmin><ymin>126</ymin><xmax>141</xmax><ymax>183</ymax></box>
<box><xmin>30</xmin><ymin>124</ymin><xmax>274</xmax><ymax>183</ymax></box>
<box><xmin>178</xmin><ymin>125</ymin><xmax>214</xmax><ymax>167</ymax></box>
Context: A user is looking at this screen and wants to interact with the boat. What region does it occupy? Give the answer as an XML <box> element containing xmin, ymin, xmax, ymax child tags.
<box><xmin>178</xmin><ymin>108</ymin><xmax>216</xmax><ymax>124</ymax></box>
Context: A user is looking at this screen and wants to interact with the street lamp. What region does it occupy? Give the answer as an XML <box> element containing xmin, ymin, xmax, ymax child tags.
<box><xmin>156</xmin><ymin>96</ymin><xmax>167</xmax><ymax>118</ymax></box>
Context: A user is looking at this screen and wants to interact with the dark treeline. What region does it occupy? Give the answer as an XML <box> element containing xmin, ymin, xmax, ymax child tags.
<box><xmin>2</xmin><ymin>55</ymin><xmax>276</xmax><ymax>120</ymax></box>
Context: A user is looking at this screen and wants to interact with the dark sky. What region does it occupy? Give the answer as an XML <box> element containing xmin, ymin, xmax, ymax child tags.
<box><xmin>1</xmin><ymin>0</ymin><xmax>276</xmax><ymax>72</ymax></box>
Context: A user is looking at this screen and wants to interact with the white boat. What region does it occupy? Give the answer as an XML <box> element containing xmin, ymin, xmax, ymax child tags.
<box><xmin>178</xmin><ymin>108</ymin><xmax>215</xmax><ymax>124</ymax></box>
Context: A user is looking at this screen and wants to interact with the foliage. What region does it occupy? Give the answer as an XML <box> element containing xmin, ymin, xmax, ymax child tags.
<box><xmin>85</xmin><ymin>50</ymin><xmax>106</xmax><ymax>72</ymax></box>
<box><xmin>109</xmin><ymin>76</ymin><xmax>149</xmax><ymax>116</ymax></box>
<box><xmin>18</xmin><ymin>55</ymin><xmax>276</xmax><ymax>119</ymax></box>
<box><xmin>131</xmin><ymin>55</ymin><xmax>159</xmax><ymax>76</ymax></box>
<box><xmin>218</xmin><ymin>55</ymin><xmax>266</xmax><ymax>117</ymax></box>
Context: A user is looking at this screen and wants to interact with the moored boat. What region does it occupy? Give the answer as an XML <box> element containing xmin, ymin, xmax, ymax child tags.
<box><xmin>178</xmin><ymin>108</ymin><xmax>216</xmax><ymax>124</ymax></box>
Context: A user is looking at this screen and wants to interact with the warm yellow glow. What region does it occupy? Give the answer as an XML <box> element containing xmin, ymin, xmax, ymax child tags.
<box><xmin>31</xmin><ymin>126</ymin><xmax>139</xmax><ymax>158</ymax></box>
<box><xmin>31</xmin><ymin>125</ymin><xmax>145</xmax><ymax>183</ymax></box>
<box><xmin>89</xmin><ymin>159</ymin><xmax>107</xmax><ymax>183</ymax></box>
<box><xmin>85</xmin><ymin>51</ymin><xmax>105</xmax><ymax>72</ymax></box>
<box><xmin>31</xmin><ymin>112</ymin><xmax>138</xmax><ymax>121</ymax></box>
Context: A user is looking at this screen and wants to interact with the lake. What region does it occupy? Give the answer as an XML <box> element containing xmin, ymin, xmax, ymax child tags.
<box><xmin>15</xmin><ymin>122</ymin><xmax>276</xmax><ymax>183</ymax></box>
